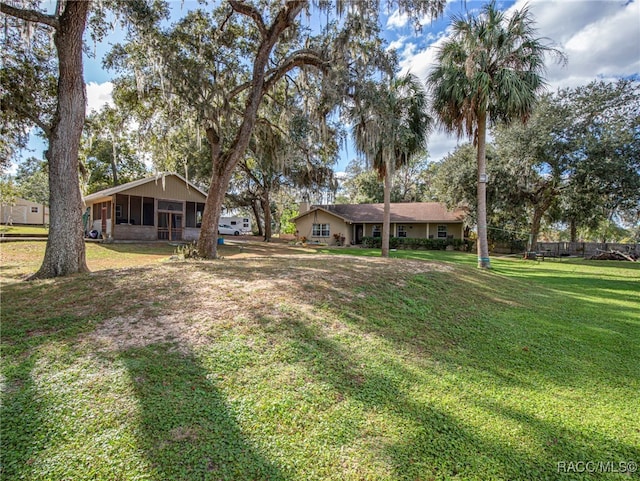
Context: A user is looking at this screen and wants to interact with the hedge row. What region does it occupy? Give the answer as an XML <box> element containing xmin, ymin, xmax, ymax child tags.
<box><xmin>361</xmin><ymin>236</ymin><xmax>470</xmax><ymax>251</ymax></box>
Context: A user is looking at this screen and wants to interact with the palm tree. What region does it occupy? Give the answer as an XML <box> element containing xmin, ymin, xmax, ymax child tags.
<box><xmin>427</xmin><ymin>1</ymin><xmax>565</xmax><ymax>268</ymax></box>
<box><xmin>352</xmin><ymin>73</ymin><xmax>432</xmax><ymax>257</ymax></box>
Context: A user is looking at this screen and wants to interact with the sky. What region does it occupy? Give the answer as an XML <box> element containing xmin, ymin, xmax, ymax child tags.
<box><xmin>18</xmin><ymin>0</ymin><xmax>640</xmax><ymax>174</ymax></box>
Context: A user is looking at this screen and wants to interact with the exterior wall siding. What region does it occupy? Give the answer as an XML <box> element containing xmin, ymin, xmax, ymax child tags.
<box><xmin>361</xmin><ymin>222</ymin><xmax>463</xmax><ymax>239</ymax></box>
<box><xmin>184</xmin><ymin>227</ymin><xmax>200</xmax><ymax>241</ymax></box>
<box><xmin>295</xmin><ymin>210</ymin><xmax>351</xmax><ymax>245</ymax></box>
<box><xmin>121</xmin><ymin>176</ymin><xmax>206</xmax><ymax>202</ymax></box>
<box><xmin>112</xmin><ymin>225</ymin><xmax>157</xmax><ymax>241</ymax></box>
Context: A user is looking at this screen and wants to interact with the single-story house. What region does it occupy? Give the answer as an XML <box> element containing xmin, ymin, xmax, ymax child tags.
<box><xmin>1</xmin><ymin>197</ymin><xmax>49</xmax><ymax>225</ymax></box>
<box><xmin>293</xmin><ymin>202</ymin><xmax>466</xmax><ymax>245</ymax></box>
<box><xmin>83</xmin><ymin>173</ymin><xmax>207</xmax><ymax>241</ymax></box>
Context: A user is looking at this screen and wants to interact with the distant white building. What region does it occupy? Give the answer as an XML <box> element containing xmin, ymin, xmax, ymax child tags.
<box><xmin>1</xmin><ymin>197</ymin><xmax>49</xmax><ymax>225</ymax></box>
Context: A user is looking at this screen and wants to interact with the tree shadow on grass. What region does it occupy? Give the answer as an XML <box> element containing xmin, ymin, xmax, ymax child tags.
<box><xmin>0</xmin><ymin>356</ymin><xmax>49</xmax><ymax>480</ymax></box>
<box><xmin>2</xmin><ymin>267</ymin><xmax>286</xmax><ymax>480</ymax></box>
<box><xmin>273</xmin><ymin>316</ymin><xmax>640</xmax><ymax>480</ymax></box>
<box><xmin>118</xmin><ymin>344</ymin><xmax>287</xmax><ymax>481</ymax></box>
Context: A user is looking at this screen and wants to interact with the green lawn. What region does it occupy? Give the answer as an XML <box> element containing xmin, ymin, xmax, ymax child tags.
<box><xmin>1</xmin><ymin>244</ymin><xmax>638</xmax><ymax>480</ymax></box>
<box><xmin>0</xmin><ymin>225</ymin><xmax>49</xmax><ymax>235</ymax></box>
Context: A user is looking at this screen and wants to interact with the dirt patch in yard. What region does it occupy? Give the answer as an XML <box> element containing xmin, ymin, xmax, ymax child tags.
<box><xmin>86</xmin><ymin>254</ymin><xmax>451</xmax><ymax>353</ymax></box>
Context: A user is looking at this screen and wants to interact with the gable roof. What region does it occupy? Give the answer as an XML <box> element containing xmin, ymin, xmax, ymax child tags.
<box><xmin>83</xmin><ymin>173</ymin><xmax>208</xmax><ymax>202</ymax></box>
<box><xmin>294</xmin><ymin>203</ymin><xmax>465</xmax><ymax>223</ymax></box>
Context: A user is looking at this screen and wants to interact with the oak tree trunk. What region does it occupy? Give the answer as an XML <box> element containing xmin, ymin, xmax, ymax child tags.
<box><xmin>261</xmin><ymin>193</ymin><xmax>272</xmax><ymax>242</ymax></box>
<box><xmin>32</xmin><ymin>0</ymin><xmax>90</xmax><ymax>279</ymax></box>
<box><xmin>529</xmin><ymin>208</ymin><xmax>544</xmax><ymax>251</ymax></box>
<box><xmin>528</xmin><ymin>194</ymin><xmax>554</xmax><ymax>251</ymax></box>
<box><xmin>196</xmin><ymin>2</ymin><xmax>306</xmax><ymax>258</ymax></box>
<box><xmin>252</xmin><ymin>199</ymin><xmax>263</xmax><ymax>237</ymax></box>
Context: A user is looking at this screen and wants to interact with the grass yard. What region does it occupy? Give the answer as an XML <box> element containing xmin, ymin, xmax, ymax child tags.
<box><xmin>1</xmin><ymin>242</ymin><xmax>638</xmax><ymax>480</ymax></box>
<box><xmin>0</xmin><ymin>225</ymin><xmax>49</xmax><ymax>236</ymax></box>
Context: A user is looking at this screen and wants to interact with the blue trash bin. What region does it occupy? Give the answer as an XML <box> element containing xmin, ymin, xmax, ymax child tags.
<box><xmin>217</xmin><ymin>237</ymin><xmax>224</xmax><ymax>245</ymax></box>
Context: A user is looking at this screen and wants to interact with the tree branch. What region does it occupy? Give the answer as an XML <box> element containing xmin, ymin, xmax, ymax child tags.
<box><xmin>0</xmin><ymin>2</ymin><xmax>59</xmax><ymax>29</ymax></box>
<box><xmin>227</xmin><ymin>0</ymin><xmax>266</xmax><ymax>38</ymax></box>
<box><xmin>263</xmin><ymin>49</ymin><xmax>328</xmax><ymax>93</ymax></box>
<box><xmin>226</xmin><ymin>49</ymin><xmax>326</xmax><ymax>109</ymax></box>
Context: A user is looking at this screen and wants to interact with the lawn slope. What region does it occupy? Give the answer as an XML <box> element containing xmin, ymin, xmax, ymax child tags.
<box><xmin>1</xmin><ymin>247</ymin><xmax>638</xmax><ymax>480</ymax></box>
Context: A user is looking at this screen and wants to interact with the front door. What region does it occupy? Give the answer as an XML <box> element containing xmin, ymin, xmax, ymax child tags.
<box><xmin>101</xmin><ymin>205</ymin><xmax>107</xmax><ymax>234</ymax></box>
<box><xmin>158</xmin><ymin>212</ymin><xmax>183</xmax><ymax>240</ymax></box>
<box><xmin>355</xmin><ymin>224</ymin><xmax>364</xmax><ymax>244</ymax></box>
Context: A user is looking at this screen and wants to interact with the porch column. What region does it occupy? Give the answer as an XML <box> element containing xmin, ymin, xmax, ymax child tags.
<box><xmin>111</xmin><ymin>196</ymin><xmax>116</xmax><ymax>238</ymax></box>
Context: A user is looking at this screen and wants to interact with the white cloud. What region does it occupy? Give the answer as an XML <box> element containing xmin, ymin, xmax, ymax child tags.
<box><xmin>86</xmin><ymin>81</ymin><xmax>114</xmax><ymax>114</ymax></box>
<box><xmin>400</xmin><ymin>42</ymin><xmax>418</xmax><ymax>62</ymax></box>
<box><xmin>386</xmin><ymin>37</ymin><xmax>406</xmax><ymax>52</ymax></box>
<box><xmin>386</xmin><ymin>9</ymin><xmax>409</xmax><ymax>29</ymax></box>
<box><xmin>513</xmin><ymin>0</ymin><xmax>640</xmax><ymax>89</ymax></box>
<box><xmin>398</xmin><ymin>36</ymin><xmax>443</xmax><ymax>77</ymax></box>
<box><xmin>427</xmin><ymin>129</ymin><xmax>461</xmax><ymax>162</ymax></box>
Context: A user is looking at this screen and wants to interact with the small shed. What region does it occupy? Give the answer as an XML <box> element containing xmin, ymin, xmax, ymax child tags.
<box><xmin>83</xmin><ymin>173</ymin><xmax>208</xmax><ymax>241</ymax></box>
<box><xmin>0</xmin><ymin>197</ymin><xmax>49</xmax><ymax>225</ymax></box>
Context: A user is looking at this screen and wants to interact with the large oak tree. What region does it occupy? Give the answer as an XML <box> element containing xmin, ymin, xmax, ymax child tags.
<box><xmin>2</xmin><ymin>0</ymin><xmax>91</xmax><ymax>278</ymax></box>
<box><xmin>109</xmin><ymin>0</ymin><xmax>447</xmax><ymax>258</ymax></box>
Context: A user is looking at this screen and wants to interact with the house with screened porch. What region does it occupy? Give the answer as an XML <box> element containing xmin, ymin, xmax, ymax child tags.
<box><xmin>82</xmin><ymin>173</ymin><xmax>207</xmax><ymax>241</ymax></box>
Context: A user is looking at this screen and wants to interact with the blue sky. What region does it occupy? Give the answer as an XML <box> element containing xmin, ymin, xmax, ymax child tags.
<box><xmin>18</xmin><ymin>0</ymin><xmax>640</xmax><ymax>174</ymax></box>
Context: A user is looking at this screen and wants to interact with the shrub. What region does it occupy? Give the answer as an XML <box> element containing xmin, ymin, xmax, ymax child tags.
<box><xmin>174</xmin><ymin>241</ymin><xmax>201</xmax><ymax>259</ymax></box>
<box><xmin>361</xmin><ymin>236</ymin><xmax>471</xmax><ymax>251</ymax></box>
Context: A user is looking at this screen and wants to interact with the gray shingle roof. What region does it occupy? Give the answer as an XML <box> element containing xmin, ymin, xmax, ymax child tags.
<box><xmin>304</xmin><ymin>203</ymin><xmax>465</xmax><ymax>223</ymax></box>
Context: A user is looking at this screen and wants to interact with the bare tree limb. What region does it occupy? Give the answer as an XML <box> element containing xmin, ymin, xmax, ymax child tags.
<box><xmin>0</xmin><ymin>2</ymin><xmax>59</xmax><ymax>29</ymax></box>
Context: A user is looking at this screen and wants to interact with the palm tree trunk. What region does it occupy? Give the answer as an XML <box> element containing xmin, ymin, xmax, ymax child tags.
<box><xmin>381</xmin><ymin>164</ymin><xmax>391</xmax><ymax>258</ymax></box>
<box><xmin>476</xmin><ymin>110</ymin><xmax>491</xmax><ymax>269</ymax></box>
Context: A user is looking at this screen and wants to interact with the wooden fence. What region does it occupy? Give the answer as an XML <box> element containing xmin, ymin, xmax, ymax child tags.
<box><xmin>536</xmin><ymin>242</ymin><xmax>639</xmax><ymax>258</ymax></box>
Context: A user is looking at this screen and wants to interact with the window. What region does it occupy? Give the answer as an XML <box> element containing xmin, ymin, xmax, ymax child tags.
<box><xmin>397</xmin><ymin>225</ymin><xmax>407</xmax><ymax>238</ymax></box>
<box><xmin>142</xmin><ymin>198</ymin><xmax>154</xmax><ymax>226</ymax></box>
<box><xmin>243</xmin><ymin>218</ymin><xmax>249</xmax><ymax>223</ymax></box>
<box><xmin>31</xmin><ymin>206</ymin><xmax>38</xmax><ymax>213</ymax></box>
<box><xmin>185</xmin><ymin>202</ymin><xmax>205</xmax><ymax>228</ymax></box>
<box><xmin>115</xmin><ymin>204</ymin><xmax>123</xmax><ymax>219</ymax></box>
<box><xmin>437</xmin><ymin>225</ymin><xmax>447</xmax><ymax>238</ymax></box>
<box><xmin>129</xmin><ymin>196</ymin><xmax>142</xmax><ymax>225</ymax></box>
<box><xmin>312</xmin><ymin>223</ymin><xmax>330</xmax><ymax>237</ymax></box>
<box><xmin>372</xmin><ymin>225</ymin><xmax>381</xmax><ymax>237</ymax></box>
<box><xmin>230</xmin><ymin>220</ymin><xmax>237</xmax><ymax>225</ymax></box>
